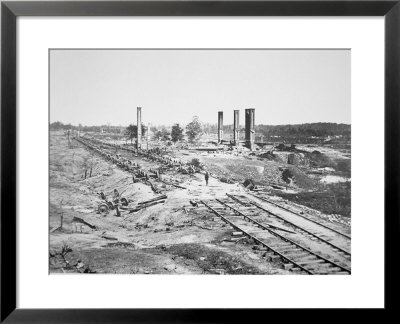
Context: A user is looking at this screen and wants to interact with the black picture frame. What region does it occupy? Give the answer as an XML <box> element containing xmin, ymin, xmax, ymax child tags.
<box><xmin>1</xmin><ymin>0</ymin><xmax>399</xmax><ymax>322</ymax></box>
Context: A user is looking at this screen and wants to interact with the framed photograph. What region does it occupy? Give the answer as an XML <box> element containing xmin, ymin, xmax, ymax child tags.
<box><xmin>1</xmin><ymin>0</ymin><xmax>398</xmax><ymax>321</ymax></box>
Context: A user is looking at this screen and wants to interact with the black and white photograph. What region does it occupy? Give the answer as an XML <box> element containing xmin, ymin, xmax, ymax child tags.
<box><xmin>49</xmin><ymin>49</ymin><xmax>351</xmax><ymax>275</ymax></box>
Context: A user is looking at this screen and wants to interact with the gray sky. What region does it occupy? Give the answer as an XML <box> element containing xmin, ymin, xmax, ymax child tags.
<box><xmin>50</xmin><ymin>49</ymin><xmax>350</xmax><ymax>126</ymax></box>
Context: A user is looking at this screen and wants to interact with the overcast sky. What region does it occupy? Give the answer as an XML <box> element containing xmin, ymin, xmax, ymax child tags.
<box><xmin>50</xmin><ymin>49</ymin><xmax>350</xmax><ymax>127</ymax></box>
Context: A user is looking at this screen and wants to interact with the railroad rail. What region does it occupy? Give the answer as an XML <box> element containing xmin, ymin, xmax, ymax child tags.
<box><xmin>81</xmin><ymin>136</ymin><xmax>200</xmax><ymax>174</ymax></box>
<box><xmin>249</xmin><ymin>192</ymin><xmax>351</xmax><ymax>239</ymax></box>
<box><xmin>76</xmin><ymin>137</ymin><xmax>158</xmax><ymax>179</ymax></box>
<box><xmin>227</xmin><ymin>194</ymin><xmax>351</xmax><ymax>256</ymax></box>
<box><xmin>201</xmin><ymin>201</ymin><xmax>314</xmax><ymax>274</ymax></box>
<box><xmin>75</xmin><ymin>137</ymin><xmax>190</xmax><ymax>192</ymax></box>
<box><xmin>201</xmin><ymin>197</ymin><xmax>351</xmax><ymax>275</ymax></box>
<box><xmin>215</xmin><ymin>199</ymin><xmax>295</xmax><ymax>234</ymax></box>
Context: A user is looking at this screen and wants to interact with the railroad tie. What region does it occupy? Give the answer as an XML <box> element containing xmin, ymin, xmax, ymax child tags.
<box><xmin>297</xmin><ymin>259</ymin><xmax>326</xmax><ymax>266</ymax></box>
<box><xmin>277</xmin><ymin>248</ymin><xmax>302</xmax><ymax>254</ymax></box>
<box><xmin>284</xmin><ymin>252</ymin><xmax>310</xmax><ymax>259</ymax></box>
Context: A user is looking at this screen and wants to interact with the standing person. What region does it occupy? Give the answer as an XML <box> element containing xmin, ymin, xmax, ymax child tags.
<box><xmin>113</xmin><ymin>189</ymin><xmax>120</xmax><ymax>203</ymax></box>
<box><xmin>205</xmin><ymin>171</ymin><xmax>209</xmax><ymax>186</ymax></box>
<box><xmin>112</xmin><ymin>189</ymin><xmax>121</xmax><ymax>217</ymax></box>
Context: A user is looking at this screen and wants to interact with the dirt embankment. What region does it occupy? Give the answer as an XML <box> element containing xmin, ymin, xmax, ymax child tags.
<box><xmin>189</xmin><ymin>153</ymin><xmax>317</xmax><ymax>190</ymax></box>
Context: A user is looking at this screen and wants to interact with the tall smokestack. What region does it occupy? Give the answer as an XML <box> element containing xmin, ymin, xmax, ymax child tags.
<box><xmin>218</xmin><ymin>111</ymin><xmax>223</xmax><ymax>144</ymax></box>
<box><xmin>245</xmin><ymin>108</ymin><xmax>255</xmax><ymax>151</ymax></box>
<box><xmin>137</xmin><ymin>107</ymin><xmax>142</xmax><ymax>150</ymax></box>
<box><xmin>233</xmin><ymin>110</ymin><xmax>239</xmax><ymax>146</ymax></box>
<box><xmin>147</xmin><ymin>122</ymin><xmax>150</xmax><ymax>150</ymax></box>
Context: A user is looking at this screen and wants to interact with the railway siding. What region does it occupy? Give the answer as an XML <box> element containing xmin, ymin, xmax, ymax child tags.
<box><xmin>200</xmin><ymin>195</ymin><xmax>351</xmax><ymax>275</ymax></box>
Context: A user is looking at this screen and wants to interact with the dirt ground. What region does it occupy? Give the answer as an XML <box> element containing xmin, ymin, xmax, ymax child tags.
<box><xmin>49</xmin><ymin>131</ymin><xmax>350</xmax><ymax>274</ymax></box>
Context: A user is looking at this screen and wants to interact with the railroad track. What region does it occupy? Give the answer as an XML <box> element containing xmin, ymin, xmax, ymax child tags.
<box><xmin>75</xmin><ymin>138</ymin><xmax>165</xmax><ymax>187</ymax></box>
<box><xmin>80</xmin><ymin>136</ymin><xmax>200</xmax><ymax>174</ymax></box>
<box><xmin>83</xmin><ymin>137</ymin><xmax>193</xmax><ymax>170</ymax></box>
<box><xmin>200</xmin><ymin>196</ymin><xmax>351</xmax><ymax>275</ymax></box>
<box><xmin>75</xmin><ymin>137</ymin><xmax>194</xmax><ymax>192</ymax></box>
<box><xmin>249</xmin><ymin>192</ymin><xmax>351</xmax><ymax>239</ymax></box>
<box><xmin>227</xmin><ymin>194</ymin><xmax>351</xmax><ymax>257</ymax></box>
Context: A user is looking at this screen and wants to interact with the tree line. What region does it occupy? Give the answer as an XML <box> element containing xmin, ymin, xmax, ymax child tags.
<box><xmin>49</xmin><ymin>122</ymin><xmax>122</xmax><ymax>134</ymax></box>
<box><xmin>145</xmin><ymin>116</ymin><xmax>202</xmax><ymax>143</ymax></box>
<box><xmin>50</xmin><ymin>120</ymin><xmax>350</xmax><ymax>144</ymax></box>
<box><xmin>50</xmin><ymin>116</ymin><xmax>203</xmax><ymax>144</ymax></box>
<box><xmin>256</xmin><ymin>123</ymin><xmax>350</xmax><ymax>138</ymax></box>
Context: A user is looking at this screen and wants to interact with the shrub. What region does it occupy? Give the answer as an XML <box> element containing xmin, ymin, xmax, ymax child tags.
<box><xmin>189</xmin><ymin>158</ymin><xmax>201</xmax><ymax>168</ymax></box>
<box><xmin>336</xmin><ymin>159</ymin><xmax>351</xmax><ymax>174</ymax></box>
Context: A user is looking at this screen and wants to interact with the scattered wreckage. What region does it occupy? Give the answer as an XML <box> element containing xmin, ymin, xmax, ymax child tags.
<box><xmin>96</xmin><ymin>189</ymin><xmax>167</xmax><ymax>217</ymax></box>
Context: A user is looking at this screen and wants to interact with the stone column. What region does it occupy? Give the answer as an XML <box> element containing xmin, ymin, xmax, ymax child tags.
<box><xmin>137</xmin><ymin>107</ymin><xmax>142</xmax><ymax>150</ymax></box>
<box><xmin>245</xmin><ymin>108</ymin><xmax>255</xmax><ymax>150</ymax></box>
<box><xmin>218</xmin><ymin>111</ymin><xmax>223</xmax><ymax>144</ymax></box>
<box><xmin>233</xmin><ymin>110</ymin><xmax>239</xmax><ymax>145</ymax></box>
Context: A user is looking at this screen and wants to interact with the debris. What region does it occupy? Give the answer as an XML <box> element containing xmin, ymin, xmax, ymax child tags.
<box><xmin>189</xmin><ymin>200</ymin><xmax>199</xmax><ymax>207</ymax></box>
<box><xmin>243</xmin><ymin>179</ymin><xmax>255</xmax><ymax>190</ymax></box>
<box><xmin>164</xmin><ymin>265</ymin><xmax>176</xmax><ymax>271</ymax></box>
<box><xmin>97</xmin><ymin>203</ymin><xmax>109</xmax><ymax>214</ymax></box>
<box><xmin>208</xmin><ymin>268</ymin><xmax>225</xmax><ymax>275</ymax></box>
<box><xmin>195</xmin><ymin>224</ymin><xmax>213</xmax><ymax>230</ymax></box>
<box><xmin>231</xmin><ymin>231</ymin><xmax>243</xmax><ymax>237</ymax></box>
<box><xmin>128</xmin><ymin>199</ymin><xmax>166</xmax><ymax>213</ymax></box>
<box><xmin>72</xmin><ymin>216</ymin><xmax>97</xmax><ymax>230</ymax></box>
<box><xmin>138</xmin><ymin>195</ymin><xmax>167</xmax><ymax>205</ymax></box>
<box><xmin>50</xmin><ymin>226</ymin><xmax>61</xmax><ymax>233</ymax></box>
<box><xmin>230</xmin><ymin>237</ymin><xmax>245</xmax><ymax>242</ymax></box>
<box><xmin>160</xmin><ymin>179</ymin><xmax>186</xmax><ymax>189</ymax></box>
<box><xmin>157</xmin><ymin>244</ymin><xmax>167</xmax><ymax>251</ymax></box>
<box><xmin>270</xmin><ymin>255</ymin><xmax>281</xmax><ymax>262</ymax></box>
<box><xmin>103</xmin><ymin>242</ymin><xmax>136</xmax><ymax>248</ymax></box>
<box><xmin>234</xmin><ymin>237</ymin><xmax>247</xmax><ymax>244</ymax></box>
<box><xmin>146</xmin><ymin>180</ymin><xmax>162</xmax><ymax>194</ymax></box>
<box><xmin>101</xmin><ymin>234</ymin><xmax>118</xmax><ymax>240</ymax></box>
<box><xmin>271</xmin><ymin>184</ymin><xmax>285</xmax><ymax>190</ymax></box>
<box><xmin>76</xmin><ymin>262</ymin><xmax>85</xmax><ymax>269</ymax></box>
